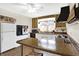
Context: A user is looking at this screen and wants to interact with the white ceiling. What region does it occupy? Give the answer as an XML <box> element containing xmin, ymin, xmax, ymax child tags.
<box><xmin>0</xmin><ymin>3</ymin><xmax>69</xmax><ymax>18</ymax></box>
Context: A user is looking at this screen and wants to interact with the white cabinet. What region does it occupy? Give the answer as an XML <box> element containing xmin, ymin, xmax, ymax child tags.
<box><xmin>1</xmin><ymin>23</ymin><xmax>16</xmax><ymax>32</ymax></box>
<box><xmin>0</xmin><ymin>23</ymin><xmax>16</xmax><ymax>53</ymax></box>
<box><xmin>0</xmin><ymin>23</ymin><xmax>30</xmax><ymax>53</ymax></box>
<box><xmin>1</xmin><ymin>32</ymin><xmax>16</xmax><ymax>52</ymax></box>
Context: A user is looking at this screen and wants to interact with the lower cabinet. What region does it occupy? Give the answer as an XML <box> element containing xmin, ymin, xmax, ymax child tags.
<box><xmin>1</xmin><ymin>32</ymin><xmax>17</xmax><ymax>53</ymax></box>
<box><xmin>30</xmin><ymin>33</ymin><xmax>36</xmax><ymax>38</ymax></box>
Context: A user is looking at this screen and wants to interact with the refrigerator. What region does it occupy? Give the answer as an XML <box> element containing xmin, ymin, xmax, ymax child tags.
<box><xmin>0</xmin><ymin>23</ymin><xmax>17</xmax><ymax>53</ymax></box>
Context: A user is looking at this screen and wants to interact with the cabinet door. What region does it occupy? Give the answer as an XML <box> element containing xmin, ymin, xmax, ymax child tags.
<box><xmin>1</xmin><ymin>23</ymin><xmax>16</xmax><ymax>32</ymax></box>
<box><xmin>32</xmin><ymin>19</ymin><xmax>37</xmax><ymax>28</ymax></box>
<box><xmin>67</xmin><ymin>4</ymin><xmax>75</xmax><ymax>22</ymax></box>
<box><xmin>1</xmin><ymin>32</ymin><xmax>16</xmax><ymax>52</ymax></box>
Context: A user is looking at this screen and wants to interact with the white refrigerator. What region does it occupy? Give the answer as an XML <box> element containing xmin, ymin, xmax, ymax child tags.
<box><xmin>0</xmin><ymin>23</ymin><xmax>17</xmax><ymax>53</ymax></box>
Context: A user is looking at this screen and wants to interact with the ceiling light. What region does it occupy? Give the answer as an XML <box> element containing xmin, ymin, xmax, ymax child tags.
<box><xmin>20</xmin><ymin>3</ymin><xmax>42</xmax><ymax>13</ymax></box>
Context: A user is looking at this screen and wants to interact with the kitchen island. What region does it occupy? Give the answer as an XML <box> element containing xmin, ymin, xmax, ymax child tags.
<box><xmin>17</xmin><ymin>33</ymin><xmax>79</xmax><ymax>56</ymax></box>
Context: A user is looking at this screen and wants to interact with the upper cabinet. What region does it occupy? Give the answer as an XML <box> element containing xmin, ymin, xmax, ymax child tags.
<box><xmin>32</xmin><ymin>18</ymin><xmax>37</xmax><ymax>28</ymax></box>
<box><xmin>68</xmin><ymin>3</ymin><xmax>79</xmax><ymax>23</ymax></box>
<box><xmin>67</xmin><ymin>4</ymin><xmax>75</xmax><ymax>23</ymax></box>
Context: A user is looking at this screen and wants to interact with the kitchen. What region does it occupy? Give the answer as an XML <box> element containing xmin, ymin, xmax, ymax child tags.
<box><xmin>0</xmin><ymin>3</ymin><xmax>79</xmax><ymax>56</ymax></box>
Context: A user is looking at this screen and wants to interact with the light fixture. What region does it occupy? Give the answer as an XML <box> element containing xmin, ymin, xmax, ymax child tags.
<box><xmin>21</xmin><ymin>3</ymin><xmax>42</xmax><ymax>13</ymax></box>
<box><xmin>27</xmin><ymin>3</ymin><xmax>42</xmax><ymax>13</ymax></box>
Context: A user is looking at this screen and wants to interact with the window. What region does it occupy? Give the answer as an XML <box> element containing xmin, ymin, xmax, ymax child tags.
<box><xmin>38</xmin><ymin>18</ymin><xmax>56</xmax><ymax>32</ymax></box>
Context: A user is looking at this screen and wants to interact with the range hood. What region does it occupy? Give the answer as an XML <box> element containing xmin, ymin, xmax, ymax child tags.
<box><xmin>56</xmin><ymin>6</ymin><xmax>70</xmax><ymax>23</ymax></box>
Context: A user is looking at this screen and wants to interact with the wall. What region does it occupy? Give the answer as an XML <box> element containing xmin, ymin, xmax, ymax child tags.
<box><xmin>0</xmin><ymin>9</ymin><xmax>32</xmax><ymax>32</ymax></box>
<box><xmin>66</xmin><ymin>21</ymin><xmax>79</xmax><ymax>44</ymax></box>
<box><xmin>0</xmin><ymin>9</ymin><xmax>32</xmax><ymax>48</ymax></box>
